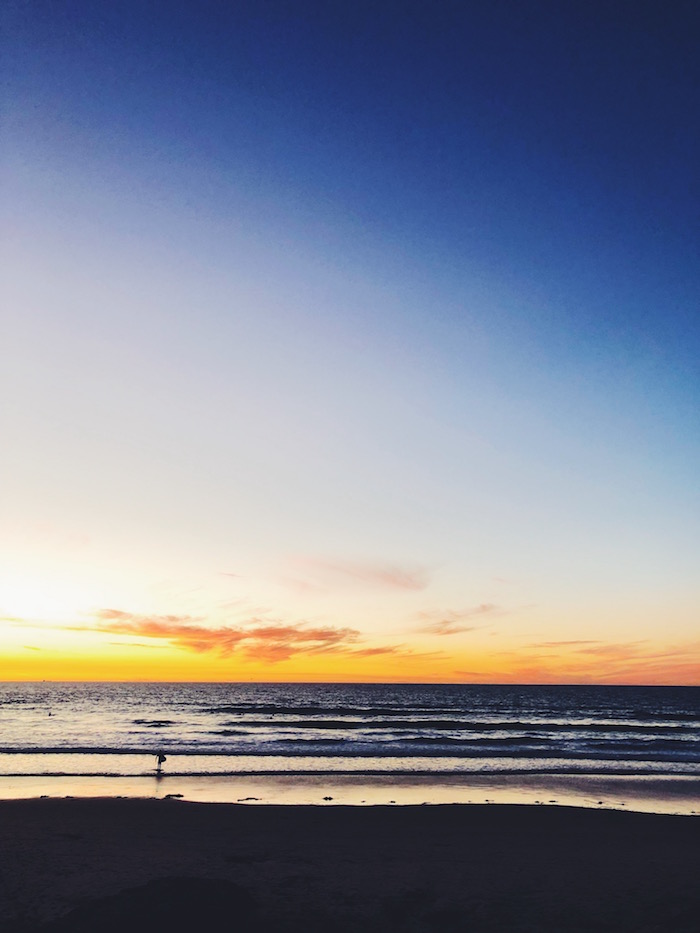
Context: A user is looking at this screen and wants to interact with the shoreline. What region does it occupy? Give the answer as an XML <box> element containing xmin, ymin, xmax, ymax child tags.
<box><xmin>1</xmin><ymin>798</ymin><xmax>698</xmax><ymax>932</ymax></box>
<box><xmin>0</xmin><ymin>771</ymin><xmax>698</xmax><ymax>814</ymax></box>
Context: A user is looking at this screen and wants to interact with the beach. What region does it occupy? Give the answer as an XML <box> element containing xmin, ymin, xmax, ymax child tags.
<box><xmin>1</xmin><ymin>771</ymin><xmax>698</xmax><ymax>813</ymax></box>
<box><xmin>3</xmin><ymin>684</ymin><xmax>697</xmax><ymax>930</ymax></box>
<box><xmin>1</xmin><ymin>798</ymin><xmax>698</xmax><ymax>932</ymax></box>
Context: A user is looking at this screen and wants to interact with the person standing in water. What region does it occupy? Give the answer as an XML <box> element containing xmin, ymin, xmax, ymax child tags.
<box><xmin>155</xmin><ymin>752</ymin><xmax>167</xmax><ymax>773</ymax></box>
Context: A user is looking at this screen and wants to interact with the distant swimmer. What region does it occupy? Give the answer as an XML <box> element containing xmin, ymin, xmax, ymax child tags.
<box><xmin>155</xmin><ymin>752</ymin><xmax>167</xmax><ymax>773</ymax></box>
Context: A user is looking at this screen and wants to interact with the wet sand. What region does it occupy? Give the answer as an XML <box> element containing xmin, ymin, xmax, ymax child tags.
<box><xmin>1</xmin><ymin>798</ymin><xmax>698</xmax><ymax>932</ymax></box>
<box><xmin>1</xmin><ymin>772</ymin><xmax>698</xmax><ymax>813</ymax></box>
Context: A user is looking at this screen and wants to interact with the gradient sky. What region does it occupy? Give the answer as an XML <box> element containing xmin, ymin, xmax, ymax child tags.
<box><xmin>1</xmin><ymin>1</ymin><xmax>698</xmax><ymax>683</ymax></box>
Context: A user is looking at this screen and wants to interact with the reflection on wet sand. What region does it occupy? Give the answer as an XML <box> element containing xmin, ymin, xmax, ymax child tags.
<box><xmin>0</xmin><ymin>771</ymin><xmax>697</xmax><ymax>814</ymax></box>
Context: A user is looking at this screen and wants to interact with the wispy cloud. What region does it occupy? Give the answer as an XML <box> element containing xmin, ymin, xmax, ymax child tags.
<box><xmin>281</xmin><ymin>557</ymin><xmax>432</xmax><ymax>594</ymax></box>
<box><xmin>97</xmin><ymin>609</ymin><xmax>203</xmax><ymax>626</ymax></box>
<box><xmin>352</xmin><ymin>645</ymin><xmax>404</xmax><ymax>657</ymax></box>
<box><xmin>416</xmin><ymin>604</ymin><xmax>500</xmax><ymax>635</ymax></box>
<box><xmin>87</xmin><ymin>609</ymin><xmax>361</xmax><ymax>662</ymax></box>
<box><xmin>465</xmin><ymin>638</ymin><xmax>700</xmax><ymax>684</ymax></box>
<box><xmin>106</xmin><ymin>641</ymin><xmax>165</xmax><ymax>649</ymax></box>
<box><xmin>527</xmin><ymin>639</ymin><xmax>600</xmax><ymax>649</ymax></box>
<box><xmin>8</xmin><ymin>607</ymin><xmax>445</xmax><ymax>665</ymax></box>
<box><xmin>274</xmin><ymin>576</ymin><xmax>329</xmax><ymax>597</ymax></box>
<box><xmin>61</xmin><ymin>608</ymin><xmax>437</xmax><ymax>664</ymax></box>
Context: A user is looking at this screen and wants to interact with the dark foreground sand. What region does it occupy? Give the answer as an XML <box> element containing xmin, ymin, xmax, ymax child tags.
<box><xmin>1</xmin><ymin>799</ymin><xmax>697</xmax><ymax>932</ymax></box>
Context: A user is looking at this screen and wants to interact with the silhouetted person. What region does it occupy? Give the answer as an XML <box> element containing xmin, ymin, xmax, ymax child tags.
<box><xmin>155</xmin><ymin>752</ymin><xmax>166</xmax><ymax>773</ymax></box>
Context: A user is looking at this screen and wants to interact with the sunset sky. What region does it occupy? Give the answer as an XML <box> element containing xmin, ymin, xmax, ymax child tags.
<box><xmin>2</xmin><ymin>1</ymin><xmax>698</xmax><ymax>684</ymax></box>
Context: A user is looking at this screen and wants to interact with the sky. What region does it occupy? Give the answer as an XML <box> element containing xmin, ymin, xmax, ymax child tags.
<box><xmin>1</xmin><ymin>0</ymin><xmax>698</xmax><ymax>684</ymax></box>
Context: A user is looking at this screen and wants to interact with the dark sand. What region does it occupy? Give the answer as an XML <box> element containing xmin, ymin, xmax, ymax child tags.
<box><xmin>1</xmin><ymin>798</ymin><xmax>697</xmax><ymax>932</ymax></box>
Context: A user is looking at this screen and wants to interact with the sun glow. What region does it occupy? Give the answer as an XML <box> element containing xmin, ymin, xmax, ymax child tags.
<box><xmin>0</xmin><ymin>575</ymin><xmax>102</xmax><ymax>625</ymax></box>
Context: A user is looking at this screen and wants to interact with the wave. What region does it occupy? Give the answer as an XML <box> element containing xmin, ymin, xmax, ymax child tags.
<box><xmin>209</xmin><ymin>729</ymin><xmax>253</xmax><ymax>736</ymax></box>
<box><xmin>203</xmin><ymin>705</ymin><xmax>464</xmax><ymax>716</ymax></box>
<box><xmin>215</xmin><ymin>718</ymin><xmax>699</xmax><ymax>734</ymax></box>
<box><xmin>133</xmin><ymin>720</ymin><xmax>177</xmax><ymax>727</ymax></box>
<box><xmin>201</xmin><ymin>704</ymin><xmax>700</xmax><ymax>722</ymax></box>
<box><xmin>2</xmin><ymin>765</ymin><xmax>699</xmax><ymax>779</ymax></box>
<box><xmin>1</xmin><ymin>744</ymin><xmax>697</xmax><ymax>762</ymax></box>
<box><xmin>2</xmin><ymin>685</ymin><xmax>696</xmax><ymax>783</ymax></box>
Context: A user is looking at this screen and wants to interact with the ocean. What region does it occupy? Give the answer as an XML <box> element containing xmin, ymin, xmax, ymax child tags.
<box><xmin>1</xmin><ymin>682</ymin><xmax>698</xmax><ymax>811</ymax></box>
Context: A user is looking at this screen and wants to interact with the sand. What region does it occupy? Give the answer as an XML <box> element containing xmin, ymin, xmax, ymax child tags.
<box><xmin>1</xmin><ymin>798</ymin><xmax>698</xmax><ymax>932</ymax></box>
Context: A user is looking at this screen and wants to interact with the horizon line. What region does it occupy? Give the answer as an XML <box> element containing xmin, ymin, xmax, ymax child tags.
<box><xmin>2</xmin><ymin>679</ymin><xmax>697</xmax><ymax>688</ymax></box>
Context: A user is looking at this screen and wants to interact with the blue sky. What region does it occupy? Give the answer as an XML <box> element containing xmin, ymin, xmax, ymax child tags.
<box><xmin>2</xmin><ymin>1</ymin><xmax>698</xmax><ymax>681</ymax></box>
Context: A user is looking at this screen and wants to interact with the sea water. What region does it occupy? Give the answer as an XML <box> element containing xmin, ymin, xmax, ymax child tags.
<box><xmin>1</xmin><ymin>682</ymin><xmax>698</xmax><ymax>811</ymax></box>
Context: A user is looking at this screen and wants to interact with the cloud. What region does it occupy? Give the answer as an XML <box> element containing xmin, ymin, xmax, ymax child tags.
<box><xmin>97</xmin><ymin>609</ymin><xmax>202</xmax><ymax>625</ymax></box>
<box><xmin>275</xmin><ymin>576</ymin><xmax>328</xmax><ymax>597</ymax></box>
<box><xmin>416</xmin><ymin>604</ymin><xmax>500</xmax><ymax>635</ymax></box>
<box><xmin>471</xmin><ymin>638</ymin><xmax>700</xmax><ymax>684</ymax></box>
<box><xmin>527</xmin><ymin>640</ymin><xmax>600</xmax><ymax>649</ymax></box>
<box><xmin>106</xmin><ymin>641</ymin><xmax>164</xmax><ymax>649</ymax></box>
<box><xmin>282</xmin><ymin>557</ymin><xmax>431</xmax><ymax>594</ymax></box>
<box><xmin>62</xmin><ymin>607</ymin><xmax>450</xmax><ymax>665</ymax></box>
<box><xmin>352</xmin><ymin>646</ymin><xmax>404</xmax><ymax>657</ymax></box>
<box><xmin>216</xmin><ymin>598</ymin><xmax>247</xmax><ymax>611</ymax></box>
<box><xmin>86</xmin><ymin>609</ymin><xmax>364</xmax><ymax>662</ymax></box>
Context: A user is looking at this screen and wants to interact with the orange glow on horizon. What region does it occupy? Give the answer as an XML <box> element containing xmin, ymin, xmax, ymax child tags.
<box><xmin>1</xmin><ymin>638</ymin><xmax>698</xmax><ymax>685</ymax></box>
